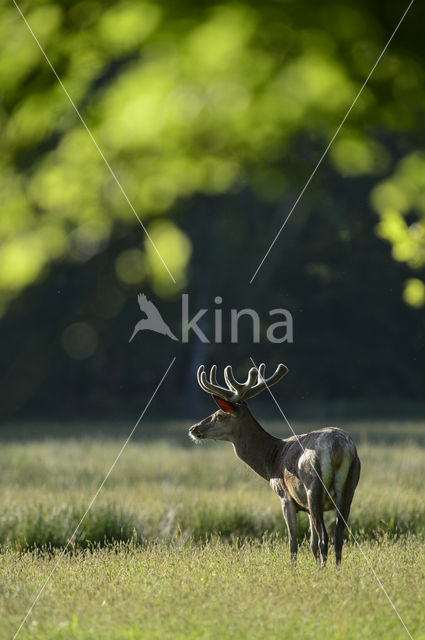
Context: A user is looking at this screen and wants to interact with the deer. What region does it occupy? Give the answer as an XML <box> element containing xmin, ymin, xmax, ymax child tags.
<box><xmin>189</xmin><ymin>363</ymin><xmax>361</xmax><ymax>566</ymax></box>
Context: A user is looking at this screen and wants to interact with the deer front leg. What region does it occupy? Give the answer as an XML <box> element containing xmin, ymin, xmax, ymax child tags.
<box><xmin>281</xmin><ymin>498</ymin><xmax>298</xmax><ymax>565</ymax></box>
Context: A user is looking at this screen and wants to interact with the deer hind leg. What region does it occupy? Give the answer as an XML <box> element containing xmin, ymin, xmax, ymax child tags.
<box><xmin>308</xmin><ymin>514</ymin><xmax>319</xmax><ymax>561</ymax></box>
<box><xmin>307</xmin><ymin>483</ymin><xmax>328</xmax><ymax>567</ymax></box>
<box><xmin>334</xmin><ymin>457</ymin><xmax>361</xmax><ymax>565</ymax></box>
<box><xmin>281</xmin><ymin>498</ymin><xmax>298</xmax><ymax>565</ymax></box>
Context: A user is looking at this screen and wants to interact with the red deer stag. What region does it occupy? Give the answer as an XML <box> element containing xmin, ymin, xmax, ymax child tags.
<box><xmin>189</xmin><ymin>364</ymin><xmax>361</xmax><ymax>566</ymax></box>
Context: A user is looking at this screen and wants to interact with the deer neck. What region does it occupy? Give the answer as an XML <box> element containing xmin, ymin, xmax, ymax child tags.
<box><xmin>231</xmin><ymin>417</ymin><xmax>280</xmax><ymax>481</ymax></box>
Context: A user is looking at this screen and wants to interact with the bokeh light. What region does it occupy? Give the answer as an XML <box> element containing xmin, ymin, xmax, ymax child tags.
<box><xmin>61</xmin><ymin>322</ymin><xmax>98</xmax><ymax>359</ymax></box>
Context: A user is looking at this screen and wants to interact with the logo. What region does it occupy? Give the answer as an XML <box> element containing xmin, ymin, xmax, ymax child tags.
<box><xmin>129</xmin><ymin>294</ymin><xmax>178</xmax><ymax>342</ymax></box>
<box><xmin>130</xmin><ymin>294</ymin><xmax>294</xmax><ymax>344</ymax></box>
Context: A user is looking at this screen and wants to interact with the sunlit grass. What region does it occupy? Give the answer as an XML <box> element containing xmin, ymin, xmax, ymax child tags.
<box><xmin>1</xmin><ymin>421</ymin><xmax>425</xmax><ymax>639</ymax></box>
<box><xmin>1</xmin><ymin>421</ymin><xmax>425</xmax><ymax>548</ymax></box>
<box><xmin>2</xmin><ymin>537</ymin><xmax>425</xmax><ymax>640</ymax></box>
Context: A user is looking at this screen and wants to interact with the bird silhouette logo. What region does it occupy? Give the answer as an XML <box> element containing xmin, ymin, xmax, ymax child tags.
<box><xmin>129</xmin><ymin>293</ymin><xmax>179</xmax><ymax>343</ymax></box>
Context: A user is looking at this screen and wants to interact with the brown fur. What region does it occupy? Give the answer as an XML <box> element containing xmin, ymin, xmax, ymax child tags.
<box><xmin>190</xmin><ymin>403</ymin><xmax>361</xmax><ymax>566</ymax></box>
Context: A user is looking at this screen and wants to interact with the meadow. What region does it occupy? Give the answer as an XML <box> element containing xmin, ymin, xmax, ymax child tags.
<box><xmin>1</xmin><ymin>419</ymin><xmax>425</xmax><ymax>639</ymax></box>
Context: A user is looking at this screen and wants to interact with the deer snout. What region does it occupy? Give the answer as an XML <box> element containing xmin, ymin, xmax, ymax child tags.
<box><xmin>189</xmin><ymin>423</ymin><xmax>204</xmax><ymax>441</ymax></box>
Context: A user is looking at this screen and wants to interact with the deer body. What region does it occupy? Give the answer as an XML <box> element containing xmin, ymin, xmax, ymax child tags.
<box><xmin>189</xmin><ymin>364</ymin><xmax>361</xmax><ymax>565</ymax></box>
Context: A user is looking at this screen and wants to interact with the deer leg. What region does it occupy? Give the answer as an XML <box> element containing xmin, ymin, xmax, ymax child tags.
<box><xmin>307</xmin><ymin>487</ymin><xmax>328</xmax><ymax>567</ymax></box>
<box><xmin>335</xmin><ymin>457</ymin><xmax>361</xmax><ymax>565</ymax></box>
<box><xmin>308</xmin><ymin>514</ymin><xmax>319</xmax><ymax>561</ymax></box>
<box><xmin>281</xmin><ymin>499</ymin><xmax>298</xmax><ymax>565</ymax></box>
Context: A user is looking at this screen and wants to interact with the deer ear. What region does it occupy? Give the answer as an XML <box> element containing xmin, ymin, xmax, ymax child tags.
<box><xmin>213</xmin><ymin>395</ymin><xmax>237</xmax><ymax>413</ymax></box>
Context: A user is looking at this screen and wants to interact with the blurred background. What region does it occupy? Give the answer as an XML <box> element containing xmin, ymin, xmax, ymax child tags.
<box><xmin>1</xmin><ymin>0</ymin><xmax>425</xmax><ymax>423</ymax></box>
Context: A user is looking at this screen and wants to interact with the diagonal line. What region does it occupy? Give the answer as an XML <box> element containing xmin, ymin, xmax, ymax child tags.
<box><xmin>249</xmin><ymin>0</ymin><xmax>415</xmax><ymax>284</ymax></box>
<box><xmin>12</xmin><ymin>356</ymin><xmax>176</xmax><ymax>640</ymax></box>
<box><xmin>249</xmin><ymin>357</ymin><xmax>414</xmax><ymax>640</ymax></box>
<box><xmin>12</xmin><ymin>0</ymin><xmax>176</xmax><ymax>285</ymax></box>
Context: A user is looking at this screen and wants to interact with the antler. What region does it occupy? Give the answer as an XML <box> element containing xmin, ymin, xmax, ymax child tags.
<box><xmin>242</xmin><ymin>363</ymin><xmax>288</xmax><ymax>400</ymax></box>
<box><xmin>197</xmin><ymin>363</ymin><xmax>288</xmax><ymax>403</ymax></box>
<box><xmin>197</xmin><ymin>364</ymin><xmax>237</xmax><ymax>402</ymax></box>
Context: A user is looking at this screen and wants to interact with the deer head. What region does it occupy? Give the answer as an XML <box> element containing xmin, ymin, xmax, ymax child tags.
<box><xmin>189</xmin><ymin>363</ymin><xmax>288</xmax><ymax>442</ymax></box>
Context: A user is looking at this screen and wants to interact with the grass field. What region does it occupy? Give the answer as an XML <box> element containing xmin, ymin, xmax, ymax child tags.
<box><xmin>1</xmin><ymin>419</ymin><xmax>425</xmax><ymax>639</ymax></box>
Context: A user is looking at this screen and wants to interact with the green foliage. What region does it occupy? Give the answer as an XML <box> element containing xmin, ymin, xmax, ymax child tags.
<box><xmin>372</xmin><ymin>152</ymin><xmax>425</xmax><ymax>304</ymax></box>
<box><xmin>2</xmin><ymin>1</ymin><xmax>425</xmax><ymax>310</ymax></box>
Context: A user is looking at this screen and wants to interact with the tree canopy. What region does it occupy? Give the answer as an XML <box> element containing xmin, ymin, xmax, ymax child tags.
<box><xmin>1</xmin><ymin>0</ymin><xmax>425</xmax><ymax>417</ymax></box>
<box><xmin>2</xmin><ymin>1</ymin><xmax>425</xmax><ymax>306</ymax></box>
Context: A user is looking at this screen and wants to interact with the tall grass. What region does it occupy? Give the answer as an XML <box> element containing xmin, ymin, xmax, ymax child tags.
<box><xmin>2</xmin><ymin>538</ymin><xmax>424</xmax><ymax>640</ymax></box>
<box><xmin>2</xmin><ymin>421</ymin><xmax>425</xmax><ymax>640</ymax></box>
<box><xmin>1</xmin><ymin>420</ymin><xmax>425</xmax><ymax>549</ymax></box>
